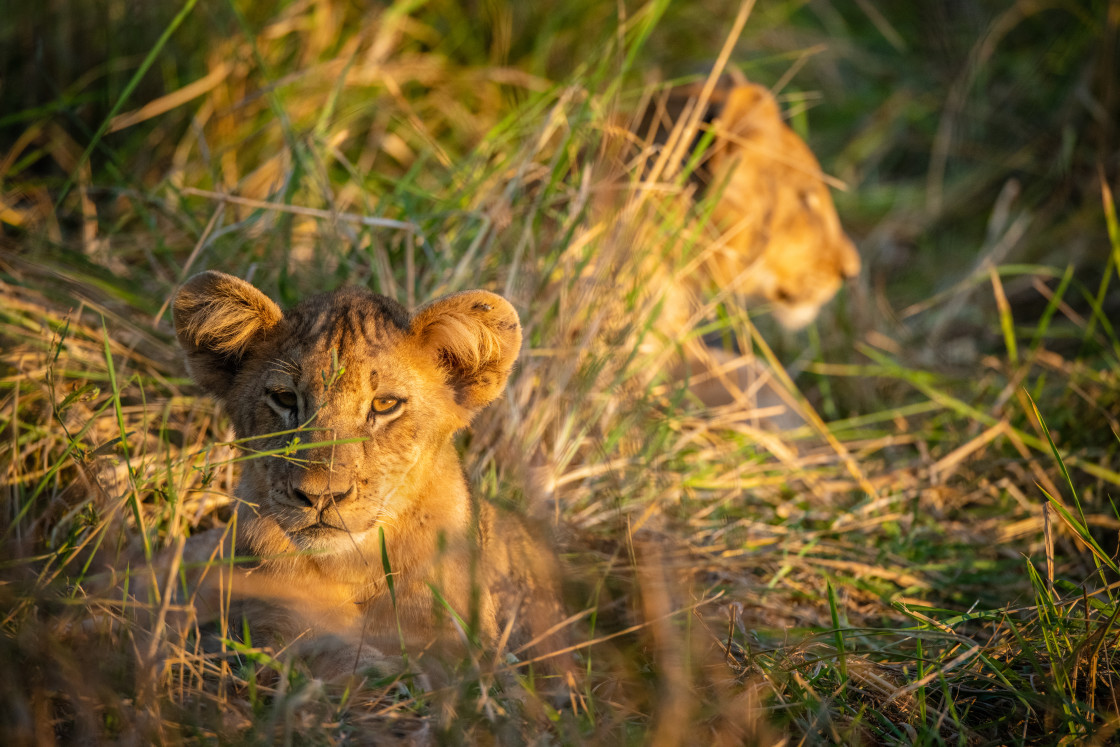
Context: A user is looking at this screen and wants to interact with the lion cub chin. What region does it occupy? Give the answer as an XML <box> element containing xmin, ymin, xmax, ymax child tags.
<box><xmin>171</xmin><ymin>271</ymin><xmax>560</xmax><ymax>683</ymax></box>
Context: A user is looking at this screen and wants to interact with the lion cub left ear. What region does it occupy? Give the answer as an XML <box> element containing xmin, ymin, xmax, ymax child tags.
<box><xmin>412</xmin><ymin>290</ymin><xmax>522</xmax><ymax>414</ymax></box>
<box><xmin>173</xmin><ymin>271</ymin><xmax>283</xmax><ymax>400</ymax></box>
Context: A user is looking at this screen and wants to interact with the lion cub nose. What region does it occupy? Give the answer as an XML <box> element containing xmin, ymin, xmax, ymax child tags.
<box><xmin>288</xmin><ymin>468</ymin><xmax>356</xmax><ymax>511</ymax></box>
<box><xmin>838</xmin><ymin>236</ymin><xmax>861</xmax><ymax>279</ymax></box>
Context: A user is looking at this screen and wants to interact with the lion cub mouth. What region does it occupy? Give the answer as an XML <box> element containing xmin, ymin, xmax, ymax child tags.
<box><xmin>297</xmin><ymin>521</ymin><xmax>342</xmax><ymax>535</ymax></box>
<box><xmin>288</xmin><ymin>519</ymin><xmax>364</xmax><ymax>550</ymax></box>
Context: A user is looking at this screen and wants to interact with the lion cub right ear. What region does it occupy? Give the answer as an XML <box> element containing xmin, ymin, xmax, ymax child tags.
<box><xmin>412</xmin><ymin>290</ymin><xmax>522</xmax><ymax>417</ymax></box>
<box><xmin>173</xmin><ymin>271</ymin><xmax>283</xmax><ymax>399</ymax></box>
<box><xmin>708</xmin><ymin>83</ymin><xmax>785</xmax><ymax>175</ymax></box>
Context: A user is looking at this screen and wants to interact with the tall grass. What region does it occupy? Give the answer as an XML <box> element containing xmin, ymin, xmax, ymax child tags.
<box><xmin>2</xmin><ymin>0</ymin><xmax>1119</xmax><ymax>742</ymax></box>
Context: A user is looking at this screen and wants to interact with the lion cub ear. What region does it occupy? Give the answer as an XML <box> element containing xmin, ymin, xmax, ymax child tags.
<box><xmin>710</xmin><ymin>83</ymin><xmax>783</xmax><ymax>160</ymax></box>
<box><xmin>173</xmin><ymin>271</ymin><xmax>283</xmax><ymax>399</ymax></box>
<box><xmin>412</xmin><ymin>290</ymin><xmax>522</xmax><ymax>414</ymax></box>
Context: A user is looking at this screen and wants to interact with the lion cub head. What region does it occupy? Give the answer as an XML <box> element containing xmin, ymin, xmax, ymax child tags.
<box><xmin>173</xmin><ymin>271</ymin><xmax>521</xmax><ymax>560</ymax></box>
<box><xmin>702</xmin><ymin>83</ymin><xmax>861</xmax><ymax>329</ymax></box>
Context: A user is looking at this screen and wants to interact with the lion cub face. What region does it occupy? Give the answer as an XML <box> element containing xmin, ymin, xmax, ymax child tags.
<box><xmin>173</xmin><ymin>271</ymin><xmax>521</xmax><ymax>556</ymax></box>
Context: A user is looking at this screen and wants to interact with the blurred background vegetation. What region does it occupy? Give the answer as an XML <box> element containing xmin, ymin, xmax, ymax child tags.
<box><xmin>2</xmin><ymin>0</ymin><xmax>1119</xmax><ymax>742</ymax></box>
<box><xmin>5</xmin><ymin>0</ymin><xmax>1116</xmax><ymax>274</ymax></box>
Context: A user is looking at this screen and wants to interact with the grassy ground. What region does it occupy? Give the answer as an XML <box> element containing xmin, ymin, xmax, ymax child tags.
<box><xmin>2</xmin><ymin>0</ymin><xmax>1119</xmax><ymax>743</ymax></box>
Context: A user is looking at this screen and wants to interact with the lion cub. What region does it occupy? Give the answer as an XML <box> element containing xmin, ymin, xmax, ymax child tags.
<box><xmin>696</xmin><ymin>82</ymin><xmax>861</xmax><ymax>330</ymax></box>
<box><xmin>173</xmin><ymin>271</ymin><xmax>554</xmax><ymax>679</ymax></box>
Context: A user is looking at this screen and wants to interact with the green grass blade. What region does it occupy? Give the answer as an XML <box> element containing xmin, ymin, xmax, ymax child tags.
<box><xmin>827</xmin><ymin>580</ymin><xmax>848</xmax><ymax>682</ymax></box>
<box><xmin>56</xmin><ymin>0</ymin><xmax>200</xmax><ymax>206</ymax></box>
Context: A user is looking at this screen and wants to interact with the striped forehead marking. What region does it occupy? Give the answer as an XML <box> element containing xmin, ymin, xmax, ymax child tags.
<box><xmin>286</xmin><ymin>288</ymin><xmax>411</xmax><ymax>351</ymax></box>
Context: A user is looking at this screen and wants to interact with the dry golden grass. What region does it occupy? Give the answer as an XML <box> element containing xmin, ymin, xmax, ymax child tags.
<box><xmin>3</xmin><ymin>0</ymin><xmax>1120</xmax><ymax>743</ymax></box>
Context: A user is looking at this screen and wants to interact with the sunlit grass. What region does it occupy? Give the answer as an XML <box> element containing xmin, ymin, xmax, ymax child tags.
<box><xmin>2</xmin><ymin>0</ymin><xmax>1120</xmax><ymax>743</ymax></box>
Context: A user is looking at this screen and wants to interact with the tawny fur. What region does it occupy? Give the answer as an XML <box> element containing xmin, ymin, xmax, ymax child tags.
<box><xmin>609</xmin><ymin>79</ymin><xmax>860</xmax><ymax>335</ymax></box>
<box><xmin>170</xmin><ymin>272</ymin><xmax>560</xmax><ymax>680</ymax></box>
<box><xmin>697</xmin><ymin>83</ymin><xmax>860</xmax><ymax>330</ymax></box>
<box><xmin>609</xmin><ymin>82</ymin><xmax>863</xmax><ymax>415</ymax></box>
<box><xmin>175</xmin><ymin>271</ymin><xmax>283</xmax><ymax>356</ymax></box>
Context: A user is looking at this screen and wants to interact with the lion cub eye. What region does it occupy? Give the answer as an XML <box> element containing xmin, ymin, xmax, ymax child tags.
<box><xmin>269</xmin><ymin>389</ymin><xmax>299</xmax><ymax>410</ymax></box>
<box><xmin>370</xmin><ymin>396</ymin><xmax>401</xmax><ymax>417</ymax></box>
